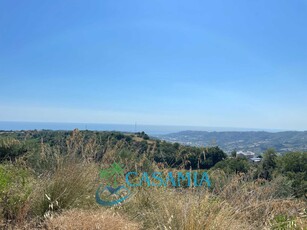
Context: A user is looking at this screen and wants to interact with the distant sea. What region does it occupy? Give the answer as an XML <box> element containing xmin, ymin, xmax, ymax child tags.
<box><xmin>0</xmin><ymin>121</ymin><xmax>281</xmax><ymax>135</ymax></box>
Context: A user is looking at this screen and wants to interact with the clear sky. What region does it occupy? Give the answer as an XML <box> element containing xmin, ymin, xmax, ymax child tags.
<box><xmin>1</xmin><ymin>0</ymin><xmax>307</xmax><ymax>130</ymax></box>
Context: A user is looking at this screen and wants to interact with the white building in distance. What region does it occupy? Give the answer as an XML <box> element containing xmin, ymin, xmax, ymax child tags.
<box><xmin>236</xmin><ymin>150</ymin><xmax>255</xmax><ymax>159</ymax></box>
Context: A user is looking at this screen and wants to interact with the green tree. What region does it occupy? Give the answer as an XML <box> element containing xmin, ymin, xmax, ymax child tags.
<box><xmin>202</xmin><ymin>147</ymin><xmax>227</xmax><ymax>169</ymax></box>
<box><xmin>259</xmin><ymin>148</ymin><xmax>277</xmax><ymax>180</ymax></box>
<box><xmin>214</xmin><ymin>157</ymin><xmax>250</xmax><ymax>174</ymax></box>
<box><xmin>231</xmin><ymin>150</ymin><xmax>237</xmax><ymax>158</ymax></box>
<box><xmin>277</xmin><ymin>152</ymin><xmax>307</xmax><ymax>197</ymax></box>
<box><xmin>0</xmin><ymin>138</ymin><xmax>27</xmax><ymax>162</ymax></box>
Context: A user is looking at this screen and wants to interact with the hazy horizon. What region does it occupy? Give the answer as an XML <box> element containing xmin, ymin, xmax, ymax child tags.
<box><xmin>0</xmin><ymin>121</ymin><xmax>299</xmax><ymax>135</ymax></box>
<box><xmin>1</xmin><ymin>1</ymin><xmax>307</xmax><ymax>130</ymax></box>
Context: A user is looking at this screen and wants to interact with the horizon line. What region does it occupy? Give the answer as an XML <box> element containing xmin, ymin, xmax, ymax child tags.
<box><xmin>0</xmin><ymin>120</ymin><xmax>304</xmax><ymax>133</ymax></box>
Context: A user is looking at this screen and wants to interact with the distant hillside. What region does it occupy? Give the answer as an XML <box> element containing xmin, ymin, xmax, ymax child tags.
<box><xmin>0</xmin><ymin>129</ymin><xmax>227</xmax><ymax>170</ymax></box>
<box><xmin>158</xmin><ymin>131</ymin><xmax>307</xmax><ymax>154</ymax></box>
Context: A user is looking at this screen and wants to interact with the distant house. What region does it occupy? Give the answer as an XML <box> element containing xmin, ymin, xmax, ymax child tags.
<box><xmin>236</xmin><ymin>151</ymin><xmax>262</xmax><ymax>163</ymax></box>
<box><xmin>236</xmin><ymin>150</ymin><xmax>255</xmax><ymax>159</ymax></box>
<box><xmin>250</xmin><ymin>157</ymin><xmax>262</xmax><ymax>163</ymax></box>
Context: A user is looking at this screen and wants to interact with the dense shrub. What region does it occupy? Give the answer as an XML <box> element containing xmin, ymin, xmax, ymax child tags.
<box><xmin>0</xmin><ymin>163</ymin><xmax>33</xmax><ymax>222</ymax></box>
<box><xmin>213</xmin><ymin>157</ymin><xmax>250</xmax><ymax>174</ymax></box>
<box><xmin>0</xmin><ymin>138</ymin><xmax>27</xmax><ymax>162</ymax></box>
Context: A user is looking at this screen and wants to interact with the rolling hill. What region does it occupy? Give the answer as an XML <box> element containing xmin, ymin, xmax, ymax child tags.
<box><xmin>158</xmin><ymin>131</ymin><xmax>307</xmax><ymax>154</ymax></box>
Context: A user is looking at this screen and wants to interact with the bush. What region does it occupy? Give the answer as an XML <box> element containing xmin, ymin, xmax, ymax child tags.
<box><xmin>0</xmin><ymin>138</ymin><xmax>27</xmax><ymax>162</ymax></box>
<box><xmin>213</xmin><ymin>157</ymin><xmax>250</xmax><ymax>174</ymax></box>
<box><xmin>277</xmin><ymin>152</ymin><xmax>307</xmax><ymax>198</ymax></box>
<box><xmin>31</xmin><ymin>160</ymin><xmax>98</xmax><ymax>217</ymax></box>
<box><xmin>0</xmin><ymin>163</ymin><xmax>33</xmax><ymax>223</ymax></box>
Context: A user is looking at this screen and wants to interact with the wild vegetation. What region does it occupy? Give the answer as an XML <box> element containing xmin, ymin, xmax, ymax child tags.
<box><xmin>0</xmin><ymin>129</ymin><xmax>306</xmax><ymax>229</ymax></box>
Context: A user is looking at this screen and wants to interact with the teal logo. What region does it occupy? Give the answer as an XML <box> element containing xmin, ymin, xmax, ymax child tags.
<box><xmin>95</xmin><ymin>163</ymin><xmax>132</xmax><ymax>207</ymax></box>
<box><xmin>96</xmin><ymin>163</ymin><xmax>211</xmax><ymax>207</ymax></box>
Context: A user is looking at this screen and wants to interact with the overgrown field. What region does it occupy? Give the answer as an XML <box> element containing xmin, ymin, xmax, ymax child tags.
<box><xmin>0</xmin><ymin>129</ymin><xmax>306</xmax><ymax>229</ymax></box>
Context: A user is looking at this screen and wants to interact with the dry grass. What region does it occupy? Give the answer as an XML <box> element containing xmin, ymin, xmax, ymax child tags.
<box><xmin>0</xmin><ymin>209</ymin><xmax>141</xmax><ymax>230</ymax></box>
<box><xmin>30</xmin><ymin>160</ymin><xmax>98</xmax><ymax>217</ymax></box>
<box><xmin>115</xmin><ymin>172</ymin><xmax>307</xmax><ymax>230</ymax></box>
<box><xmin>210</xmin><ymin>171</ymin><xmax>307</xmax><ymax>229</ymax></box>
<box><xmin>44</xmin><ymin>209</ymin><xmax>140</xmax><ymax>230</ymax></box>
<box><xmin>1</xmin><ymin>134</ymin><xmax>306</xmax><ymax>230</ymax></box>
<box><xmin>119</xmin><ymin>187</ymin><xmax>251</xmax><ymax>230</ymax></box>
<box><xmin>2</xmin><ymin>172</ymin><xmax>306</xmax><ymax>230</ymax></box>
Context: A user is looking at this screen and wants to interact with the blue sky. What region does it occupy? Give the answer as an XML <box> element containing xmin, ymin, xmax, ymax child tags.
<box><xmin>1</xmin><ymin>0</ymin><xmax>307</xmax><ymax>130</ymax></box>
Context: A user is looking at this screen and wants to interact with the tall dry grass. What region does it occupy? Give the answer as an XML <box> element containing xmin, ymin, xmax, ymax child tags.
<box><xmin>2</xmin><ymin>165</ymin><xmax>306</xmax><ymax>230</ymax></box>
<box><xmin>44</xmin><ymin>209</ymin><xmax>140</xmax><ymax>230</ymax></box>
<box><xmin>1</xmin><ymin>129</ymin><xmax>306</xmax><ymax>229</ymax></box>
<box><xmin>1</xmin><ymin>209</ymin><xmax>141</xmax><ymax>230</ymax></box>
<box><xmin>119</xmin><ymin>186</ymin><xmax>251</xmax><ymax>230</ymax></box>
<box><xmin>114</xmin><ymin>171</ymin><xmax>306</xmax><ymax>230</ymax></box>
<box><xmin>30</xmin><ymin>159</ymin><xmax>98</xmax><ymax>218</ymax></box>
